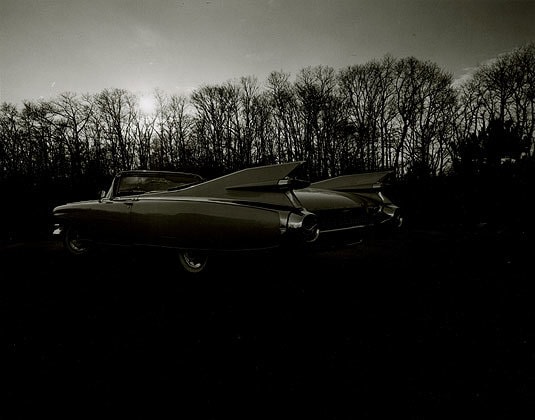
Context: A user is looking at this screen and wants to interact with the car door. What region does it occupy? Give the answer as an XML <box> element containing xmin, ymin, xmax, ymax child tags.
<box><xmin>88</xmin><ymin>195</ymin><xmax>135</xmax><ymax>245</ymax></box>
<box><xmin>88</xmin><ymin>175</ymin><xmax>144</xmax><ymax>245</ymax></box>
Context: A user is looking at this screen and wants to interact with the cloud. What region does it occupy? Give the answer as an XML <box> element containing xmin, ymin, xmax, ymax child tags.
<box><xmin>452</xmin><ymin>55</ymin><xmax>501</xmax><ymax>87</ymax></box>
<box><xmin>452</xmin><ymin>67</ymin><xmax>477</xmax><ymax>87</ymax></box>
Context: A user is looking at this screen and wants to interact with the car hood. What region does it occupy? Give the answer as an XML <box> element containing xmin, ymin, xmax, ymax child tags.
<box><xmin>53</xmin><ymin>199</ymin><xmax>101</xmax><ymax>213</ymax></box>
<box><xmin>293</xmin><ymin>187</ymin><xmax>369</xmax><ymax>211</ymax></box>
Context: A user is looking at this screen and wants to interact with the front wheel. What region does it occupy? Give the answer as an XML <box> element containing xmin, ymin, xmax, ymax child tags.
<box><xmin>178</xmin><ymin>251</ymin><xmax>209</xmax><ymax>274</ymax></box>
<box><xmin>63</xmin><ymin>225</ymin><xmax>90</xmax><ymax>256</ymax></box>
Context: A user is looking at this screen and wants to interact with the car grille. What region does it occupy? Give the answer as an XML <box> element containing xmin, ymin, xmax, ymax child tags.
<box><xmin>315</xmin><ymin>208</ymin><xmax>370</xmax><ymax>232</ymax></box>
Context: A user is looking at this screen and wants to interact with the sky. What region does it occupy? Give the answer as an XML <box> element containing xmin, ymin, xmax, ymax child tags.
<box><xmin>1</xmin><ymin>0</ymin><xmax>535</xmax><ymax>106</ymax></box>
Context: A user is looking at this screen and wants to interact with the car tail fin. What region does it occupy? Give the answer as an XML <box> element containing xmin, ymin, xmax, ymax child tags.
<box><xmin>310</xmin><ymin>171</ymin><xmax>394</xmax><ymax>192</ymax></box>
<box><xmin>173</xmin><ymin>161</ymin><xmax>309</xmax><ymax>197</ymax></box>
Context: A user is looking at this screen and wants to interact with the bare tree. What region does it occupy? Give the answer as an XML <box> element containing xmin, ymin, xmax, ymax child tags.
<box><xmin>190</xmin><ymin>84</ymin><xmax>232</xmax><ymax>173</ymax></box>
<box><xmin>392</xmin><ymin>57</ymin><xmax>456</xmax><ymax>177</ymax></box>
<box><xmin>509</xmin><ymin>43</ymin><xmax>535</xmax><ymax>154</ymax></box>
<box><xmin>0</xmin><ymin>103</ymin><xmax>22</xmax><ymax>178</ymax></box>
<box><xmin>295</xmin><ymin>65</ymin><xmax>346</xmax><ymax>178</ymax></box>
<box><xmin>48</xmin><ymin>92</ymin><xmax>94</xmax><ymax>180</ymax></box>
<box><xmin>94</xmin><ymin>88</ymin><xmax>138</xmax><ymax>172</ymax></box>
<box><xmin>133</xmin><ymin>95</ymin><xmax>157</xmax><ymax>170</ymax></box>
<box><xmin>338</xmin><ymin>55</ymin><xmax>398</xmax><ymax>173</ymax></box>
<box><xmin>250</xmin><ymin>90</ymin><xmax>276</xmax><ymax>165</ymax></box>
<box><xmin>266</xmin><ymin>71</ymin><xmax>303</xmax><ymax>164</ymax></box>
<box><xmin>153</xmin><ymin>90</ymin><xmax>195</xmax><ymax>170</ymax></box>
<box><xmin>235</xmin><ymin>76</ymin><xmax>259</xmax><ymax>168</ymax></box>
<box><xmin>455</xmin><ymin>42</ymin><xmax>535</xmax><ymax>165</ymax></box>
<box><xmin>19</xmin><ymin>100</ymin><xmax>57</xmax><ymax>178</ymax></box>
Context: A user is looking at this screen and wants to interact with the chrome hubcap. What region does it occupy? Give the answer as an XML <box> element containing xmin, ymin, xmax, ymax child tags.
<box><xmin>183</xmin><ymin>252</ymin><xmax>205</xmax><ymax>269</ymax></box>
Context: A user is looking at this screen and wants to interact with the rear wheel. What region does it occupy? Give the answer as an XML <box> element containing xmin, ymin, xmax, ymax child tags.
<box><xmin>63</xmin><ymin>225</ymin><xmax>90</xmax><ymax>256</ymax></box>
<box><xmin>178</xmin><ymin>251</ymin><xmax>209</xmax><ymax>274</ymax></box>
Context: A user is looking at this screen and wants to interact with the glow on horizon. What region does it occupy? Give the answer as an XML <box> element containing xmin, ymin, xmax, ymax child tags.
<box><xmin>139</xmin><ymin>95</ymin><xmax>156</xmax><ymax>115</ymax></box>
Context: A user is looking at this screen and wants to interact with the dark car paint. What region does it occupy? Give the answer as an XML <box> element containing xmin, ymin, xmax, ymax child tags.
<box><xmin>52</xmin><ymin>161</ymin><xmax>402</xmax><ymax>263</ymax></box>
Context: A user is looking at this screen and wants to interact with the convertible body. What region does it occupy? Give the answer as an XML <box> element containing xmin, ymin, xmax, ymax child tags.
<box><xmin>52</xmin><ymin>161</ymin><xmax>402</xmax><ymax>273</ymax></box>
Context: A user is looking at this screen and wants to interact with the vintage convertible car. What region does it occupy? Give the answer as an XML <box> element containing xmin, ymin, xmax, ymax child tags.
<box><xmin>52</xmin><ymin>161</ymin><xmax>402</xmax><ymax>273</ymax></box>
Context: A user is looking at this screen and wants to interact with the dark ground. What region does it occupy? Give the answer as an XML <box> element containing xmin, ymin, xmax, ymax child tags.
<box><xmin>2</xmin><ymin>226</ymin><xmax>535</xmax><ymax>419</ymax></box>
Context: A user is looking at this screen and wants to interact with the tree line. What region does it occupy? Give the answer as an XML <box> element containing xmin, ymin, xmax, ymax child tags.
<box><xmin>1</xmin><ymin>43</ymin><xmax>535</xmax><ymax>238</ymax></box>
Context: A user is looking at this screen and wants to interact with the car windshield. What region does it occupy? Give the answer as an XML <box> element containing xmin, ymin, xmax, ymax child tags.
<box><xmin>117</xmin><ymin>173</ymin><xmax>202</xmax><ymax>196</ymax></box>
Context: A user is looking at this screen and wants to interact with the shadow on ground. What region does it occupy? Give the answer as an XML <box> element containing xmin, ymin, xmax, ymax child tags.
<box><xmin>2</xmin><ymin>226</ymin><xmax>534</xmax><ymax>419</ymax></box>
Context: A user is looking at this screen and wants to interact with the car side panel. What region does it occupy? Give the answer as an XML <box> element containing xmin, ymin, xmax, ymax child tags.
<box><xmin>54</xmin><ymin>199</ymin><xmax>132</xmax><ymax>245</ymax></box>
<box><xmin>88</xmin><ymin>198</ymin><xmax>134</xmax><ymax>244</ymax></box>
<box><xmin>129</xmin><ymin>198</ymin><xmax>285</xmax><ymax>251</ymax></box>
